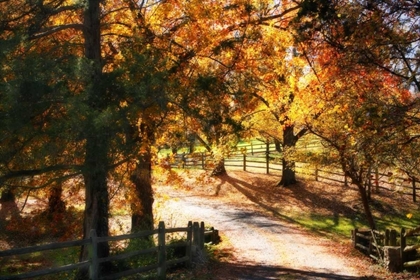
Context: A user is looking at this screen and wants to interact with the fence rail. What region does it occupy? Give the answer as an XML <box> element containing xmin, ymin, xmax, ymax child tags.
<box><xmin>352</xmin><ymin>227</ymin><xmax>420</xmax><ymax>272</ymax></box>
<box><xmin>0</xmin><ymin>221</ymin><xmax>217</xmax><ymax>280</ymax></box>
<box><xmin>169</xmin><ymin>141</ymin><xmax>419</xmax><ymax>202</ymax></box>
<box><xmin>352</xmin><ymin>229</ymin><xmax>385</xmax><ymax>262</ymax></box>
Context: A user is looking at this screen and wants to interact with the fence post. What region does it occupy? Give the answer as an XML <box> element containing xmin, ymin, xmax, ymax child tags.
<box><xmin>201</xmin><ymin>153</ymin><xmax>205</xmax><ymax>170</ymax></box>
<box><xmin>385</xmin><ymin>229</ymin><xmax>390</xmax><ymax>246</ymax></box>
<box><xmin>192</xmin><ymin>222</ymin><xmax>199</xmax><ymax>256</ymax></box>
<box><xmin>243</xmin><ymin>154</ymin><xmax>246</xmax><ymax>172</ymax></box>
<box><xmin>157</xmin><ymin>221</ymin><xmax>166</xmax><ymax>280</ymax></box>
<box><xmin>266</xmin><ymin>142</ymin><xmax>269</xmax><ymax>175</ymax></box>
<box><xmin>412</xmin><ymin>178</ymin><xmax>416</xmax><ymax>203</ymax></box>
<box><xmin>375</xmin><ymin>168</ymin><xmax>379</xmax><ymax>193</ymax></box>
<box><xmin>314</xmin><ymin>165</ymin><xmax>318</xmax><ymax>181</ymax></box>
<box><xmin>186</xmin><ymin>221</ymin><xmax>193</xmax><ymax>268</ymax></box>
<box><xmin>200</xmin><ymin>222</ymin><xmax>205</xmax><ymax>250</ymax></box>
<box><xmin>400</xmin><ymin>228</ymin><xmax>406</xmax><ymax>268</ymax></box>
<box><xmin>366</xmin><ymin>166</ymin><xmax>372</xmax><ymax>200</ymax></box>
<box><xmin>353</xmin><ymin>228</ymin><xmax>358</xmax><ymax>248</ymax></box>
<box><xmin>390</xmin><ymin>229</ymin><xmax>397</xmax><ymax>246</ymax></box>
<box><xmin>181</xmin><ymin>153</ymin><xmax>186</xmax><ymax>169</ymax></box>
<box><xmin>89</xmin><ymin>229</ymin><xmax>98</xmax><ymax>280</ymax></box>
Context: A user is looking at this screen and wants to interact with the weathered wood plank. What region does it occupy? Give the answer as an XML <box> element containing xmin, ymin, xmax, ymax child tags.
<box><xmin>404</xmin><ymin>245</ymin><xmax>420</xmax><ymax>252</ymax></box>
<box><xmin>356</xmin><ymin>243</ymin><xmax>369</xmax><ymax>251</ymax></box>
<box><xmin>405</xmin><ymin>226</ymin><xmax>420</xmax><ymax>237</ymax></box>
<box><xmin>404</xmin><ymin>260</ymin><xmax>420</xmax><ymax>268</ymax></box>
<box><xmin>157</xmin><ymin>221</ymin><xmax>166</xmax><ymax>280</ymax></box>
<box><xmin>355</xmin><ymin>232</ymin><xmax>370</xmax><ymax>239</ymax></box>
<box><xmin>166</xmin><ymin>227</ymin><xmax>189</xmax><ymax>233</ymax></box>
<box><xmin>96</xmin><ymin>230</ymin><xmax>158</xmax><ymax>243</ymax></box>
<box><xmin>0</xmin><ymin>239</ymin><xmax>89</xmax><ymax>257</ymax></box>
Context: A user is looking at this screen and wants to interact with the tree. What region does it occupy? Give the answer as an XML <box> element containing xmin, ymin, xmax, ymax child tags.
<box><xmin>0</xmin><ymin>30</ymin><xmax>84</xmax><ymax>226</ymax></box>
<box><xmin>173</xmin><ymin>1</ymin><xmax>310</xmax><ymax>183</ymax></box>
<box><xmin>0</xmin><ymin>0</ymin><xmax>205</xmax><ymax>259</ymax></box>
<box><xmin>218</xmin><ymin>12</ymin><xmax>313</xmax><ymax>186</ymax></box>
<box><xmin>5</xmin><ymin>0</ymin><xmax>419</xmax><ymax>258</ymax></box>
<box><xmin>116</xmin><ymin>42</ymin><xmax>174</xmax><ymax>232</ymax></box>
<box><xmin>304</xmin><ymin>49</ymin><xmax>412</xmax><ymax>229</ymax></box>
<box><xmin>0</xmin><ymin>0</ymin><xmax>163</xmax><ymax>274</ymax></box>
<box><xmin>291</xmin><ymin>0</ymin><xmax>420</xmax><ymax>229</ymax></box>
<box><xmin>249</xmin><ymin>43</ymin><xmax>311</xmax><ymax>186</ymax></box>
<box><xmin>290</xmin><ymin>0</ymin><xmax>420</xmax><ymax>95</ymax></box>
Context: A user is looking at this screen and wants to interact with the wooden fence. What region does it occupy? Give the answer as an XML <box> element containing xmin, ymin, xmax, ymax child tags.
<box><xmin>353</xmin><ymin>227</ymin><xmax>420</xmax><ymax>271</ymax></box>
<box><xmin>0</xmin><ymin>221</ymin><xmax>217</xmax><ymax>280</ymax></box>
<box><xmin>170</xmin><ymin>141</ymin><xmax>420</xmax><ymax>202</ymax></box>
<box><xmin>352</xmin><ymin>228</ymin><xmax>387</xmax><ymax>263</ymax></box>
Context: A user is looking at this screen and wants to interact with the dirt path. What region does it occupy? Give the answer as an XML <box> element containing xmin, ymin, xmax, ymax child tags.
<box><xmin>156</xmin><ymin>175</ymin><xmax>374</xmax><ymax>280</ymax></box>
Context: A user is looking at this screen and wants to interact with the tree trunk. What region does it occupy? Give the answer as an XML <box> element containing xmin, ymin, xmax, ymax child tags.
<box><xmin>341</xmin><ymin>159</ymin><xmax>376</xmax><ymax>230</ymax></box>
<box><xmin>77</xmin><ymin>134</ymin><xmax>111</xmax><ymax>279</ymax></box>
<box><xmin>193</xmin><ymin>133</ymin><xmax>225</xmax><ymax>176</ymax></box>
<box><xmin>46</xmin><ymin>185</ymin><xmax>66</xmax><ymax>219</ymax></box>
<box><xmin>274</xmin><ymin>138</ymin><xmax>282</xmax><ymax>153</ymax></box>
<box><xmin>278</xmin><ymin>125</ymin><xmax>297</xmax><ymax>186</ymax></box>
<box><xmin>356</xmin><ymin>182</ymin><xmax>376</xmax><ymax>230</ymax></box>
<box><xmin>0</xmin><ymin>188</ymin><xmax>20</xmax><ymax>223</ymax></box>
<box><xmin>279</xmin><ymin>158</ymin><xmax>297</xmax><ymax>186</ymax></box>
<box><xmin>130</xmin><ymin>150</ymin><xmax>154</xmax><ymax>233</ymax></box>
<box><xmin>46</xmin><ymin>185</ymin><xmax>66</xmax><ymax>237</ymax></box>
<box><xmin>211</xmin><ymin>158</ymin><xmax>227</xmax><ymax>176</ymax></box>
<box><xmin>77</xmin><ymin>0</ymin><xmax>110</xmax><ymax>277</ymax></box>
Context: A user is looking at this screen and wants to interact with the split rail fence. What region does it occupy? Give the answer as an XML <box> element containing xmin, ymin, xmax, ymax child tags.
<box><xmin>0</xmin><ymin>221</ymin><xmax>216</xmax><ymax>280</ymax></box>
<box><xmin>170</xmin><ymin>140</ymin><xmax>420</xmax><ymax>202</ymax></box>
<box><xmin>353</xmin><ymin>227</ymin><xmax>420</xmax><ymax>271</ymax></box>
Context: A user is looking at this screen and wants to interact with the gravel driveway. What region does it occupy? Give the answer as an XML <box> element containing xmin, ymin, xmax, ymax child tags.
<box><xmin>158</xmin><ymin>187</ymin><xmax>367</xmax><ymax>280</ymax></box>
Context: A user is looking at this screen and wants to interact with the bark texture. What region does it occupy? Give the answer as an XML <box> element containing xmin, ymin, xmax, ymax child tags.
<box><xmin>46</xmin><ymin>185</ymin><xmax>66</xmax><ymax>218</ymax></box>
<box><xmin>77</xmin><ymin>0</ymin><xmax>111</xmax><ymax>277</ymax></box>
<box><xmin>0</xmin><ymin>188</ymin><xmax>20</xmax><ymax>222</ymax></box>
<box><xmin>211</xmin><ymin>158</ymin><xmax>227</xmax><ymax>176</ymax></box>
<box><xmin>130</xmin><ymin>151</ymin><xmax>154</xmax><ymax>233</ymax></box>
<box><xmin>278</xmin><ymin>125</ymin><xmax>298</xmax><ymax>186</ymax></box>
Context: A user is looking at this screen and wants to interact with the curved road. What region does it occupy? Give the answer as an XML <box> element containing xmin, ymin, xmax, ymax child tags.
<box><xmin>158</xmin><ymin>189</ymin><xmax>366</xmax><ymax>280</ymax></box>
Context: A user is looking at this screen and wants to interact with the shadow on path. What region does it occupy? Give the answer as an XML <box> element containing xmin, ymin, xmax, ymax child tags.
<box><xmin>214</xmin><ymin>172</ymin><xmax>360</xmax><ymax>234</ymax></box>
<box><xmin>215</xmin><ymin>173</ymin><xmax>300</xmax><ymax>224</ymax></box>
<box><xmin>211</xmin><ymin>262</ymin><xmax>375</xmax><ymax>280</ymax></box>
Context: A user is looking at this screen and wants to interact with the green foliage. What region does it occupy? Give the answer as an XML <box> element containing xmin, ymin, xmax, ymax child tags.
<box><xmin>0</xmin><ymin>248</ymin><xmax>80</xmax><ymax>279</ymax></box>
<box><xmin>116</xmin><ymin>237</ymin><xmax>157</xmax><ymax>272</ymax></box>
<box><xmin>296</xmin><ymin>213</ymin><xmax>364</xmax><ymax>238</ymax></box>
<box><xmin>166</xmin><ymin>238</ymin><xmax>188</xmax><ymax>262</ymax></box>
<box><xmin>281</xmin><ymin>200</ymin><xmax>420</xmax><ymax>240</ymax></box>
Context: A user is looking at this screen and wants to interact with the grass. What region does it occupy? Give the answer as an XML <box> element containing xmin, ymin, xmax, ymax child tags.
<box><xmin>0</xmin><ymin>247</ymin><xmax>80</xmax><ymax>279</ymax></box>
<box><xmin>288</xmin><ymin>210</ymin><xmax>420</xmax><ymax>241</ymax></box>
<box><xmin>293</xmin><ymin>213</ymin><xmax>364</xmax><ymax>238</ymax></box>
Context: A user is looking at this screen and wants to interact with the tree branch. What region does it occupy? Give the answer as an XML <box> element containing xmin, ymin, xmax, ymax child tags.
<box><xmin>1</xmin><ymin>164</ymin><xmax>81</xmax><ymax>181</ymax></box>
<box><xmin>29</xmin><ymin>24</ymin><xmax>84</xmax><ymax>40</ymax></box>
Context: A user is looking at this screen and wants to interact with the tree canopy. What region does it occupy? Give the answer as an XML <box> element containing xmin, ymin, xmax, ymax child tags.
<box><xmin>1</xmin><ymin>0</ymin><xmax>419</xmax><ymax>267</ymax></box>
